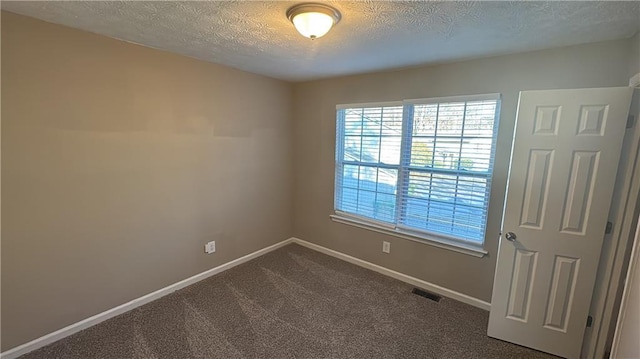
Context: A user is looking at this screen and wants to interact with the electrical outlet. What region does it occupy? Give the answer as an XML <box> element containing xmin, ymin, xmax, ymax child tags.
<box><xmin>205</xmin><ymin>241</ymin><xmax>216</xmax><ymax>254</ymax></box>
<box><xmin>382</xmin><ymin>241</ymin><xmax>390</xmax><ymax>254</ymax></box>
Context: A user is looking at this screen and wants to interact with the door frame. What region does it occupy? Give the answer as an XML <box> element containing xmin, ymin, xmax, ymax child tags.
<box><xmin>582</xmin><ymin>89</ymin><xmax>640</xmax><ymax>358</ymax></box>
<box><xmin>610</xmin><ymin>213</ymin><xmax>640</xmax><ymax>358</ymax></box>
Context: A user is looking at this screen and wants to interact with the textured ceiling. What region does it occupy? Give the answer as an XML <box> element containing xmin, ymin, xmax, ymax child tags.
<box><xmin>2</xmin><ymin>1</ymin><xmax>639</xmax><ymax>81</ymax></box>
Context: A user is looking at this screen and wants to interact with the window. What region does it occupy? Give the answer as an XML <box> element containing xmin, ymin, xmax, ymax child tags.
<box><xmin>334</xmin><ymin>94</ymin><xmax>500</xmax><ymax>247</ymax></box>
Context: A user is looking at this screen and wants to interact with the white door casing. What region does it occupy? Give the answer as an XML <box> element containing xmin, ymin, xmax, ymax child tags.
<box><xmin>488</xmin><ymin>87</ymin><xmax>633</xmax><ymax>359</ymax></box>
<box><xmin>611</xmin><ymin>215</ymin><xmax>640</xmax><ymax>359</ymax></box>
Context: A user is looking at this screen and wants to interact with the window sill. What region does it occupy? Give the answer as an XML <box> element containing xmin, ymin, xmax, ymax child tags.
<box><xmin>329</xmin><ymin>214</ymin><xmax>488</xmax><ymax>258</ymax></box>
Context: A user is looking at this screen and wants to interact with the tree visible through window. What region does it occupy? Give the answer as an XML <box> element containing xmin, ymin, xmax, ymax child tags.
<box><xmin>334</xmin><ymin>95</ymin><xmax>500</xmax><ymax>245</ymax></box>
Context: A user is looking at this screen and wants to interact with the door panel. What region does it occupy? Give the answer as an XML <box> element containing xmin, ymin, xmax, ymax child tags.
<box><xmin>544</xmin><ymin>255</ymin><xmax>579</xmax><ymax>332</ymax></box>
<box><xmin>506</xmin><ymin>249</ymin><xmax>537</xmax><ymax>321</ymax></box>
<box><xmin>520</xmin><ymin>149</ymin><xmax>553</xmax><ymax>228</ymax></box>
<box><xmin>488</xmin><ymin>87</ymin><xmax>632</xmax><ymax>359</ymax></box>
<box><xmin>561</xmin><ymin>151</ymin><xmax>598</xmax><ymax>234</ymax></box>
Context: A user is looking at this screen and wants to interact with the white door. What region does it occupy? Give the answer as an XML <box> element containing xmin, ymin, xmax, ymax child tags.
<box><xmin>488</xmin><ymin>87</ymin><xmax>633</xmax><ymax>358</ymax></box>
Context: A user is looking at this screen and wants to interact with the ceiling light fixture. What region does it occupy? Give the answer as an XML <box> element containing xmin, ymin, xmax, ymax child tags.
<box><xmin>286</xmin><ymin>3</ymin><xmax>341</xmax><ymax>40</ymax></box>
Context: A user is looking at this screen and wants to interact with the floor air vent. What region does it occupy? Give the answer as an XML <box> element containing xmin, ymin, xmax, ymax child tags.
<box><xmin>411</xmin><ymin>288</ymin><xmax>441</xmax><ymax>302</ymax></box>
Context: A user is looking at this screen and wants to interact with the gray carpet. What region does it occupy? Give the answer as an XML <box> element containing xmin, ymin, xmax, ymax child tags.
<box><xmin>20</xmin><ymin>244</ymin><xmax>557</xmax><ymax>359</ymax></box>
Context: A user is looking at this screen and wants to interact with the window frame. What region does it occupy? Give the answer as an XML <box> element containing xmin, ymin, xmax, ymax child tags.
<box><xmin>332</xmin><ymin>94</ymin><xmax>501</xmax><ymax>256</ymax></box>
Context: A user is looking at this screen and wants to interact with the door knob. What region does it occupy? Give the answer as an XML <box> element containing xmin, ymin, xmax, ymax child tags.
<box><xmin>505</xmin><ymin>232</ymin><xmax>517</xmax><ymax>242</ymax></box>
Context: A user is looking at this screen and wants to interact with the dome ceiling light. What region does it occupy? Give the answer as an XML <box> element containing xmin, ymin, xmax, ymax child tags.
<box><xmin>286</xmin><ymin>3</ymin><xmax>342</xmax><ymax>40</ymax></box>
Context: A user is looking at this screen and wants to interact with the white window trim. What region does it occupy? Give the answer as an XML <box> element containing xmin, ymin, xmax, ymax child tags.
<box><xmin>329</xmin><ymin>213</ymin><xmax>488</xmax><ymax>257</ymax></box>
<box><xmin>404</xmin><ymin>93</ymin><xmax>500</xmax><ymax>105</ymax></box>
<box><xmin>334</xmin><ymin>93</ymin><xmax>500</xmax><ymax>257</ymax></box>
<box><xmin>336</xmin><ymin>100</ymin><xmax>403</xmax><ymax>110</ymax></box>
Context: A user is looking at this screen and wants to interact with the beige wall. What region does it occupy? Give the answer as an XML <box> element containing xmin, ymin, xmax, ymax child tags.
<box><xmin>630</xmin><ymin>32</ymin><xmax>640</xmax><ymax>78</ymax></box>
<box><xmin>1</xmin><ymin>12</ymin><xmax>293</xmax><ymax>351</ymax></box>
<box><xmin>292</xmin><ymin>38</ymin><xmax>633</xmax><ymax>303</ymax></box>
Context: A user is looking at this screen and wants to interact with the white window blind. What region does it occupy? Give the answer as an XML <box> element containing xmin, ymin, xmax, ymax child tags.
<box><xmin>334</xmin><ymin>94</ymin><xmax>500</xmax><ymax>245</ymax></box>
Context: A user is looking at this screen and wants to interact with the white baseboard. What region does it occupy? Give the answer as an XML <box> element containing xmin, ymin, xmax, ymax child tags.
<box><xmin>291</xmin><ymin>237</ymin><xmax>492</xmax><ymax>311</ymax></box>
<box><xmin>0</xmin><ymin>238</ymin><xmax>293</xmax><ymax>359</ymax></box>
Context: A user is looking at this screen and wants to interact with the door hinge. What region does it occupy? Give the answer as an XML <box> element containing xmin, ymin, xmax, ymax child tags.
<box><xmin>605</xmin><ymin>221</ymin><xmax>613</xmax><ymax>234</ymax></box>
<box><xmin>587</xmin><ymin>315</ymin><xmax>593</xmax><ymax>327</ymax></box>
<box><xmin>627</xmin><ymin>115</ymin><xmax>635</xmax><ymax>129</ymax></box>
